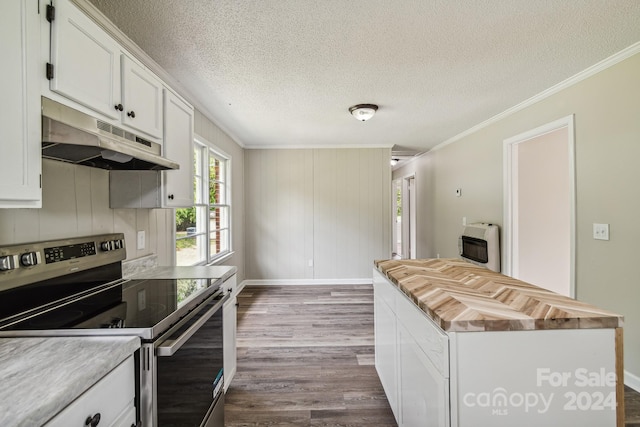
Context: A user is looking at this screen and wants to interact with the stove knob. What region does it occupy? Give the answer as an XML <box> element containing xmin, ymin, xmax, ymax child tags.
<box><xmin>0</xmin><ymin>255</ymin><xmax>18</xmax><ymax>271</ymax></box>
<box><xmin>101</xmin><ymin>241</ymin><xmax>113</xmax><ymax>251</ymax></box>
<box><xmin>20</xmin><ymin>252</ymin><xmax>39</xmax><ymax>267</ymax></box>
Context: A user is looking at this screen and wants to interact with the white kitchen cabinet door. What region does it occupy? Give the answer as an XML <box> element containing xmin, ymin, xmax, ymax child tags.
<box><xmin>121</xmin><ymin>55</ymin><xmax>164</xmax><ymax>139</ymax></box>
<box><xmin>398</xmin><ymin>323</ymin><xmax>450</xmax><ymax>427</ymax></box>
<box><xmin>223</xmin><ymin>275</ymin><xmax>238</xmax><ymax>391</ymax></box>
<box><xmin>162</xmin><ymin>89</ymin><xmax>194</xmax><ymax>207</ymax></box>
<box><xmin>374</xmin><ymin>293</ymin><xmax>399</xmax><ymax>420</ymax></box>
<box><xmin>45</xmin><ymin>357</ymin><xmax>135</xmax><ymax>427</ymax></box>
<box><xmin>223</xmin><ymin>297</ymin><xmax>237</xmax><ymax>392</ymax></box>
<box><xmin>49</xmin><ymin>0</ymin><xmax>121</xmax><ymax>120</ymax></box>
<box><xmin>0</xmin><ymin>0</ymin><xmax>42</xmax><ymax>208</ymax></box>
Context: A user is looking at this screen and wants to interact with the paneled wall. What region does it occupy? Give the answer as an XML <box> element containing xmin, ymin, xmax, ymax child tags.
<box><xmin>0</xmin><ymin>159</ymin><xmax>173</xmax><ymax>263</ymax></box>
<box><xmin>245</xmin><ymin>148</ymin><xmax>392</xmax><ymax>281</ymax></box>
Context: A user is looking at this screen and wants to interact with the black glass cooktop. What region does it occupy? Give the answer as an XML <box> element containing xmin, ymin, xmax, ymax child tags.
<box><xmin>0</xmin><ymin>277</ymin><xmax>221</xmax><ymax>335</ymax></box>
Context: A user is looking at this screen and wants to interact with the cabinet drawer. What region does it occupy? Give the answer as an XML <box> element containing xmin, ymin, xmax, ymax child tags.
<box><xmin>373</xmin><ymin>269</ymin><xmax>397</xmax><ymax>312</ymax></box>
<box><xmin>45</xmin><ymin>356</ymin><xmax>135</xmax><ymax>427</ymax></box>
<box><xmin>396</xmin><ymin>293</ymin><xmax>449</xmax><ymax>378</ymax></box>
<box><xmin>224</xmin><ymin>274</ymin><xmax>238</xmax><ymax>299</ymax></box>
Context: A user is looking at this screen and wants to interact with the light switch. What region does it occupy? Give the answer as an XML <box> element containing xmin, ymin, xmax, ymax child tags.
<box><xmin>593</xmin><ymin>223</ymin><xmax>609</xmax><ymax>241</ymax></box>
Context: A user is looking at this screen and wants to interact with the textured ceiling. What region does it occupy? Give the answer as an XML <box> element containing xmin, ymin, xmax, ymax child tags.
<box><xmin>87</xmin><ymin>0</ymin><xmax>640</xmax><ymax>152</ymax></box>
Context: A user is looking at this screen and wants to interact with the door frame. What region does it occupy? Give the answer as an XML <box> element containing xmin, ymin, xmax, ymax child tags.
<box><xmin>402</xmin><ymin>174</ymin><xmax>417</xmax><ymax>259</ymax></box>
<box><xmin>502</xmin><ymin>115</ymin><xmax>576</xmax><ymax>297</ymax></box>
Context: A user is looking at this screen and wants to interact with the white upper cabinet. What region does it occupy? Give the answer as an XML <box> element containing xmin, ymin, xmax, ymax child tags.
<box><xmin>0</xmin><ymin>0</ymin><xmax>42</xmax><ymax>208</ymax></box>
<box><xmin>121</xmin><ymin>55</ymin><xmax>164</xmax><ymax>139</ymax></box>
<box><xmin>48</xmin><ymin>0</ymin><xmax>163</xmax><ymax>140</ymax></box>
<box><xmin>163</xmin><ymin>89</ymin><xmax>194</xmax><ymax>207</ymax></box>
<box><xmin>109</xmin><ymin>89</ymin><xmax>194</xmax><ymax>209</ymax></box>
<box><xmin>49</xmin><ymin>0</ymin><xmax>121</xmax><ymax>120</ymax></box>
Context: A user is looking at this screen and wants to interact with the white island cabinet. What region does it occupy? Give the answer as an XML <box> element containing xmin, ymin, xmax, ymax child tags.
<box><xmin>374</xmin><ymin>259</ymin><xmax>624</xmax><ymax>427</ymax></box>
<box><xmin>0</xmin><ymin>0</ymin><xmax>42</xmax><ymax>208</ymax></box>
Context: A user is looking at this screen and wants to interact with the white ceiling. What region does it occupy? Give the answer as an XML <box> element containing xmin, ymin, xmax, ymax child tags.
<box><xmin>87</xmin><ymin>0</ymin><xmax>640</xmax><ymax>153</ymax></box>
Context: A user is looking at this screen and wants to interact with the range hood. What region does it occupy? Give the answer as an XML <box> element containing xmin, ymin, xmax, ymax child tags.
<box><xmin>41</xmin><ymin>97</ymin><xmax>179</xmax><ymax>171</ymax></box>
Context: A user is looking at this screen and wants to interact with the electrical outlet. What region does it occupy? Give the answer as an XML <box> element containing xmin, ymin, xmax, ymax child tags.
<box><xmin>593</xmin><ymin>223</ymin><xmax>610</xmax><ymax>241</ymax></box>
<box><xmin>462</xmin><ymin>217</ymin><xmax>467</xmax><ymax>226</ymax></box>
<box><xmin>137</xmin><ymin>230</ymin><xmax>146</xmax><ymax>249</ymax></box>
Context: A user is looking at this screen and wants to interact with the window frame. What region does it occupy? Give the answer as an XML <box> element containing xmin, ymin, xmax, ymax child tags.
<box><xmin>174</xmin><ymin>135</ymin><xmax>232</xmax><ymax>266</ymax></box>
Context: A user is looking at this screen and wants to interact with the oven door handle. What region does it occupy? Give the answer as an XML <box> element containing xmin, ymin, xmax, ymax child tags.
<box><xmin>156</xmin><ymin>293</ymin><xmax>229</xmax><ymax>357</ymax></box>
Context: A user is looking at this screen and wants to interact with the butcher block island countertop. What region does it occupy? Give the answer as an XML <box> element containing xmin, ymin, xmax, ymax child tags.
<box><xmin>375</xmin><ymin>258</ymin><xmax>623</xmax><ymax>332</ymax></box>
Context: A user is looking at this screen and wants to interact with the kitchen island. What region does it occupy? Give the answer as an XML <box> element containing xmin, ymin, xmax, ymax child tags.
<box><xmin>374</xmin><ymin>258</ymin><xmax>624</xmax><ymax>427</ymax></box>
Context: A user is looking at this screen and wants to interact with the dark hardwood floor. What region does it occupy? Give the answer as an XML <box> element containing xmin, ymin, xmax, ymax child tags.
<box><xmin>224</xmin><ymin>284</ymin><xmax>640</xmax><ymax>426</ymax></box>
<box><xmin>224</xmin><ymin>285</ymin><xmax>396</xmax><ymax>426</ymax></box>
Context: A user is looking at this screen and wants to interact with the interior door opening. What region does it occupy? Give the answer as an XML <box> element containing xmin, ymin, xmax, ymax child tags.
<box><xmin>504</xmin><ymin>115</ymin><xmax>575</xmax><ymax>297</ymax></box>
<box><xmin>401</xmin><ymin>175</ymin><xmax>417</xmax><ymax>259</ymax></box>
<box><xmin>392</xmin><ymin>179</ymin><xmax>402</xmax><ymax>258</ymax></box>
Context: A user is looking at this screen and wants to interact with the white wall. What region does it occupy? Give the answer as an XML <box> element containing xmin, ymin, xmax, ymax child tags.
<box><xmin>245</xmin><ymin>147</ymin><xmax>392</xmax><ymax>281</ymax></box>
<box><xmin>393</xmin><ymin>51</ymin><xmax>640</xmax><ymax>381</ymax></box>
<box><xmin>0</xmin><ymin>159</ymin><xmax>173</xmax><ymax>262</ymax></box>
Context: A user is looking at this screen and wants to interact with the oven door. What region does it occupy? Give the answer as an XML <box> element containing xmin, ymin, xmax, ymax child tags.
<box><xmin>154</xmin><ymin>294</ymin><xmax>227</xmax><ymax>426</ymax></box>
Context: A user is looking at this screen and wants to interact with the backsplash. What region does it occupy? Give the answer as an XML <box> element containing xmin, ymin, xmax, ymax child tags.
<box><xmin>0</xmin><ymin>159</ymin><xmax>173</xmax><ymax>264</ymax></box>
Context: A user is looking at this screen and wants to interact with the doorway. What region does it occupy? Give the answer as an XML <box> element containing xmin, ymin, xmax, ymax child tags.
<box><xmin>401</xmin><ymin>175</ymin><xmax>417</xmax><ymax>259</ymax></box>
<box><xmin>503</xmin><ymin>116</ymin><xmax>575</xmax><ymax>297</ymax></box>
<box><xmin>392</xmin><ymin>179</ymin><xmax>402</xmax><ymax>258</ymax></box>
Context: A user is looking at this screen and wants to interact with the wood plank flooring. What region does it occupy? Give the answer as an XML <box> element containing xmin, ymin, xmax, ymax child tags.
<box><xmin>224</xmin><ymin>285</ymin><xmax>396</xmax><ymax>426</ymax></box>
<box><xmin>224</xmin><ymin>284</ymin><xmax>640</xmax><ymax>426</ymax></box>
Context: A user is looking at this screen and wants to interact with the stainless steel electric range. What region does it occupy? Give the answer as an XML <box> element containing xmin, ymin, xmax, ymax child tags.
<box><xmin>0</xmin><ymin>233</ymin><xmax>227</xmax><ymax>427</ymax></box>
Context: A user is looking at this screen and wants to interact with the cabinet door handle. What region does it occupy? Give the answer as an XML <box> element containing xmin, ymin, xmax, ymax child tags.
<box><xmin>127</xmin><ymin>110</ymin><xmax>136</xmax><ymax>118</ymax></box>
<box><xmin>85</xmin><ymin>413</ymin><xmax>101</xmax><ymax>426</ymax></box>
<box><xmin>168</xmin><ymin>194</ymin><xmax>174</xmax><ymax>200</ymax></box>
<box><xmin>114</xmin><ymin>103</ymin><xmax>123</xmax><ymax>111</ymax></box>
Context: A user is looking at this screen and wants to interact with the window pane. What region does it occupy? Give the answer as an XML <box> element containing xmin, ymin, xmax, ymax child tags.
<box><xmin>209</xmin><ymin>179</ymin><xmax>220</xmax><ymax>205</ymax></box>
<box><xmin>176</xmin><ymin>236</ymin><xmax>199</xmax><ymax>265</ymax></box>
<box><xmin>209</xmin><ymin>206</ymin><xmax>228</xmax><ymax>230</ymax></box>
<box><xmin>210</xmin><ymin>229</ymin><xmax>229</xmax><ymax>256</ymax></box>
<box><xmin>176</xmin><ymin>207</ymin><xmax>196</xmax><ymax>234</ymax></box>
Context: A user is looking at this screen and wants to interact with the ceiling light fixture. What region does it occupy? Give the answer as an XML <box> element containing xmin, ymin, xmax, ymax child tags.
<box><xmin>349</xmin><ymin>104</ymin><xmax>378</xmax><ymax>121</ymax></box>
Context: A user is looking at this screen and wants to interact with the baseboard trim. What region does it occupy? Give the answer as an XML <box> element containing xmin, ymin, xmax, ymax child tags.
<box><xmin>240</xmin><ymin>278</ymin><xmax>373</xmax><ymax>287</ymax></box>
<box><xmin>625</xmin><ymin>370</ymin><xmax>640</xmax><ymax>392</ymax></box>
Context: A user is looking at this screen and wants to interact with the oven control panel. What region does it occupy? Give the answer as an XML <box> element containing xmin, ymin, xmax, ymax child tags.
<box><xmin>44</xmin><ymin>241</ymin><xmax>97</xmax><ymax>264</ymax></box>
<box><xmin>0</xmin><ymin>233</ymin><xmax>126</xmax><ymax>291</ymax></box>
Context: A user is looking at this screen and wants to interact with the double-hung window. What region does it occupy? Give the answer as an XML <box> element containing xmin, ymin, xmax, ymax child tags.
<box><xmin>175</xmin><ymin>138</ymin><xmax>231</xmax><ymax>265</ymax></box>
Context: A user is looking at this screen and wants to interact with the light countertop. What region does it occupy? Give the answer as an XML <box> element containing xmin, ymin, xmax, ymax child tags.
<box><xmin>0</xmin><ymin>336</ymin><xmax>140</xmax><ymax>426</ymax></box>
<box><xmin>129</xmin><ymin>265</ymin><xmax>237</xmax><ymax>282</ymax></box>
<box><xmin>375</xmin><ymin>258</ymin><xmax>623</xmax><ymax>332</ymax></box>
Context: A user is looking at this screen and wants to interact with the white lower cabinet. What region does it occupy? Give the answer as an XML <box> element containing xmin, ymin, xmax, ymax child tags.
<box><xmin>374</xmin><ymin>288</ymin><xmax>398</xmax><ymax>419</ymax></box>
<box><xmin>375</xmin><ymin>268</ymin><xmax>450</xmax><ymax>427</ymax></box>
<box><xmin>374</xmin><ymin>268</ymin><xmax>619</xmax><ymax>427</ymax></box>
<box><xmin>223</xmin><ymin>274</ymin><xmax>238</xmax><ymax>391</ymax></box>
<box><xmin>398</xmin><ymin>321</ymin><xmax>450</xmax><ymax>427</ymax></box>
<box><xmin>45</xmin><ymin>356</ymin><xmax>136</xmax><ymax>427</ymax></box>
